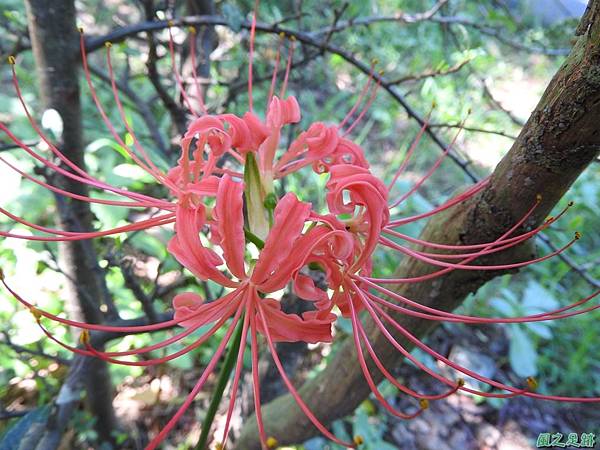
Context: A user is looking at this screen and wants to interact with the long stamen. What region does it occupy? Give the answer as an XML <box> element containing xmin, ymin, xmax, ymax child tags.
<box><xmin>0</xmin><ymin>155</ymin><xmax>158</xmax><ymax>208</ymax></box>
<box><xmin>11</xmin><ymin>64</ymin><xmax>93</xmax><ymax>180</ymax></box>
<box><xmin>84</xmin><ymin>291</ymin><xmax>246</xmax><ymax>359</ymax></box>
<box><xmin>1</xmin><ymin>277</ymin><xmax>238</xmax><ymax>333</ymax></box>
<box><xmin>358</xmin><ymin>291</ymin><xmax>531</xmax><ymax>399</ymax></box>
<box><xmin>388</xmin><ymin>178</ymin><xmax>490</xmax><ymax>227</ymax></box>
<box><xmin>351</xmin><ymin>283</ymin><xmax>531</xmax><ymax>399</ymax></box>
<box><xmin>0</xmin><ymin>213</ymin><xmax>174</xmax><ymax>242</ymax></box>
<box><xmin>380</xmin><ymin>223</ymin><xmax>545</xmax><ymax>261</ymax></box>
<box><xmin>102</xmin><ymin>319</ymin><xmax>220</xmax><ymax>357</ymax></box>
<box><xmin>279</xmin><ymin>37</ymin><xmax>295</xmax><ymax>99</ymax></box>
<box><xmin>389</xmin><ymin>116</ymin><xmax>467</xmax><ymax>209</ymax></box>
<box><xmin>355</xmin><ymin>317</ymin><xmax>461</xmax><ymax>400</ymax></box>
<box><xmin>381</xmin><ymin>195</ymin><xmax>549</xmax><ymax>284</ymax></box>
<box><xmin>384</xmin><ymin>200</ymin><xmax>571</xmax><ymax>258</ymax></box>
<box><xmin>362</xmin><ymin>285</ymin><xmax>600</xmax><ymax>325</ymax></box>
<box><xmin>347</xmin><ymin>292</ymin><xmax>426</xmax><ymax>419</ymax></box>
<box><xmin>256</xmin><ymin>301</ymin><xmax>356</xmax><ymax>448</ymax></box>
<box><xmin>220</xmin><ymin>309</ymin><xmax>250</xmax><ymax>448</ymax></box>
<box><xmin>369</xmin><ymin>300</ymin><xmax>600</xmax><ymax>402</ymax></box>
<box><xmin>8</xmin><ymin>60</ymin><xmax>98</xmax><ymax>183</ymax></box>
<box><xmin>188</xmin><ymin>26</ymin><xmax>208</xmax><ymax>114</ymax></box>
<box><xmin>374</xmin><ymin>232</ymin><xmax>579</xmax><ymax>273</ymax></box>
<box><xmin>267</xmin><ymin>34</ymin><xmax>285</xmax><ymax>109</ymax></box>
<box><xmin>247</xmin><ymin>0</ymin><xmax>260</xmax><ymax>112</ymax></box>
<box><xmin>80</xmin><ymin>32</ymin><xmax>179</xmax><ymax>193</ymax></box>
<box><xmin>36</xmin><ymin>310</ymin><xmax>231</xmax><ymax>367</ymax></box>
<box><xmin>167</xmin><ymin>23</ymin><xmax>203</xmax><ymax>117</ymax></box>
<box><xmin>0</xmin><ymin>123</ymin><xmax>165</xmax><ymax>207</ymax></box>
<box><xmin>342</xmin><ymin>73</ymin><xmax>382</xmax><ymax>137</ymax></box>
<box><xmin>249</xmin><ymin>312</ymin><xmax>269</xmax><ymax>447</ymax></box>
<box><xmin>385</xmin><ymin>218</ymin><xmax>538</xmax><ymax>251</ymax></box>
<box><xmin>145</xmin><ymin>305</ymin><xmax>245</xmax><ymax>450</ymax></box>
<box><xmin>387</xmin><ymin>107</ymin><xmax>433</xmax><ymax>191</ymax></box>
<box><xmin>105</xmin><ymin>42</ymin><xmax>181</xmax><ymax>191</ymax></box>
<box><xmin>338</xmin><ymin>60</ymin><xmax>377</xmax><ymax>130</ymax></box>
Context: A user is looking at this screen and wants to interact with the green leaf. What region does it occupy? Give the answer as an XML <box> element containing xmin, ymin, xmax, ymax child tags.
<box><xmin>222</xmin><ymin>4</ymin><xmax>243</xmax><ymax>32</ymax></box>
<box><xmin>113</xmin><ymin>163</ymin><xmax>155</xmax><ymax>183</ymax></box>
<box><xmin>525</xmin><ymin>322</ymin><xmax>553</xmax><ymax>339</ymax></box>
<box><xmin>508</xmin><ymin>324</ymin><xmax>538</xmax><ymax>377</ymax></box>
<box><xmin>489</xmin><ymin>297</ymin><xmax>515</xmax><ymax>316</ymax></box>
<box><xmin>522</xmin><ymin>282</ymin><xmax>559</xmax><ymax>313</ymax></box>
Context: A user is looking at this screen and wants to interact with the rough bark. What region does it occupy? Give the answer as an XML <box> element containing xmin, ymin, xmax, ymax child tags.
<box><xmin>234</xmin><ymin>1</ymin><xmax>600</xmax><ymax>448</ymax></box>
<box><xmin>24</xmin><ymin>0</ymin><xmax>118</xmax><ymax>447</ymax></box>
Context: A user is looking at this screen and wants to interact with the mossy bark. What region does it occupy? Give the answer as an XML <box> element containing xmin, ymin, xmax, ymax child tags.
<box><xmin>234</xmin><ymin>1</ymin><xmax>600</xmax><ymax>448</ymax></box>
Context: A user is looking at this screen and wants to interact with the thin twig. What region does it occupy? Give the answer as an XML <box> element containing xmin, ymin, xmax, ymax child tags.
<box><xmin>0</xmin><ymin>141</ymin><xmax>39</xmax><ymax>152</ymax></box>
<box><xmin>429</xmin><ymin>16</ymin><xmax>570</xmax><ymax>56</ymax></box>
<box><xmin>0</xmin><ymin>333</ymin><xmax>71</xmax><ymax>365</ymax></box>
<box><xmin>0</xmin><ymin>409</ymin><xmax>32</xmax><ymax>420</ymax></box>
<box><xmin>311</xmin><ymin>0</ymin><xmax>450</xmax><ymax>35</ymax></box>
<box><xmin>428</xmin><ymin>122</ymin><xmax>517</xmax><ymax>139</ymax></box>
<box><xmin>314</xmin><ymin>13</ymin><xmax>569</xmax><ymax>57</ymax></box>
<box><xmin>389</xmin><ymin>58</ymin><xmax>472</xmax><ymax>85</ymax></box>
<box><xmin>480</xmin><ymin>78</ymin><xmax>526</xmax><ymax>127</ymax></box>
<box><xmin>537</xmin><ymin>233</ymin><xmax>600</xmax><ymax>289</ymax></box>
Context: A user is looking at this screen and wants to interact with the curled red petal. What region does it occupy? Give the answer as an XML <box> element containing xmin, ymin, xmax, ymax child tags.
<box><xmin>305</xmin><ymin>122</ymin><xmax>339</xmax><ymax>160</ymax></box>
<box><xmin>293</xmin><ymin>273</ymin><xmax>328</xmax><ymax>302</ymax></box>
<box><xmin>266</xmin><ymin>95</ymin><xmax>301</xmax><ymax>129</ymax></box>
<box><xmin>168</xmin><ymin>204</ymin><xmax>237</xmax><ymax>287</ymax></box>
<box><xmin>255</xmin><ymin>298</ymin><xmax>334</xmax><ymax>343</ymax></box>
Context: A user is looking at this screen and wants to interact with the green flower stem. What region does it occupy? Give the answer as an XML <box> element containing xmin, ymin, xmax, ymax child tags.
<box><xmin>194</xmin><ymin>317</ymin><xmax>245</xmax><ymax>450</ymax></box>
<box><xmin>244</xmin><ymin>228</ymin><xmax>265</xmax><ymax>249</ymax></box>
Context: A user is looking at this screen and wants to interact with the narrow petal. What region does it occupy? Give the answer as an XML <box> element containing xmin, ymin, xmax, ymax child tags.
<box><xmin>255</xmin><ymin>298</ymin><xmax>334</xmax><ymax>343</ymax></box>
<box><xmin>251</xmin><ymin>192</ymin><xmax>311</xmax><ymax>284</ymax></box>
<box><xmin>216</xmin><ymin>175</ymin><xmax>247</xmax><ymax>279</ymax></box>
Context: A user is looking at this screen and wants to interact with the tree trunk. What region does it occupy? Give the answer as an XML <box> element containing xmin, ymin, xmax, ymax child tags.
<box><xmin>24</xmin><ymin>0</ymin><xmax>118</xmax><ymax>447</ymax></box>
<box><xmin>234</xmin><ymin>1</ymin><xmax>600</xmax><ymax>448</ymax></box>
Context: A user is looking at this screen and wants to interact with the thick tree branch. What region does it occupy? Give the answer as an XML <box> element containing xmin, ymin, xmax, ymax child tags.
<box><xmin>234</xmin><ymin>1</ymin><xmax>600</xmax><ymax>447</ymax></box>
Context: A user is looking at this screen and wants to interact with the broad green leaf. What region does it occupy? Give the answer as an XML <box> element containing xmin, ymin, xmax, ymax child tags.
<box><xmin>508</xmin><ymin>324</ymin><xmax>538</xmax><ymax>377</ymax></box>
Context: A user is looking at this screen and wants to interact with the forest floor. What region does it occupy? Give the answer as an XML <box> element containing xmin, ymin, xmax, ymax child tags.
<box><xmin>382</xmin><ymin>324</ymin><xmax>600</xmax><ymax>450</ymax></box>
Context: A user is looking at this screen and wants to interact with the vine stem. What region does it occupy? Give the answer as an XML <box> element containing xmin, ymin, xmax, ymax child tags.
<box><xmin>194</xmin><ymin>316</ymin><xmax>246</xmax><ymax>450</ymax></box>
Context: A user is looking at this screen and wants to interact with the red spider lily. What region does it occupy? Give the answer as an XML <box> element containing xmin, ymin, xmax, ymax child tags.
<box><xmin>1</xmin><ymin>3</ymin><xmax>599</xmax><ymax>450</ymax></box>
